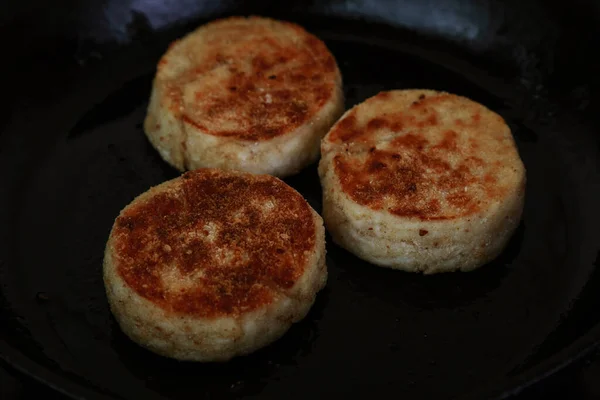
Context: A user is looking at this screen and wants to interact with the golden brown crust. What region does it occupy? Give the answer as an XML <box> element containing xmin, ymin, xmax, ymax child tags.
<box><xmin>158</xmin><ymin>16</ymin><xmax>339</xmax><ymax>141</ymax></box>
<box><xmin>325</xmin><ymin>90</ymin><xmax>522</xmax><ymax>221</ymax></box>
<box><xmin>110</xmin><ymin>169</ymin><xmax>316</xmax><ymax>317</ymax></box>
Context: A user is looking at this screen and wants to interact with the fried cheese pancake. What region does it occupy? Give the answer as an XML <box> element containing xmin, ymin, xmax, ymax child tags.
<box><xmin>144</xmin><ymin>16</ymin><xmax>344</xmax><ymax>177</ymax></box>
<box><xmin>319</xmin><ymin>90</ymin><xmax>526</xmax><ymax>273</ymax></box>
<box><xmin>104</xmin><ymin>169</ymin><xmax>327</xmax><ymax>360</ymax></box>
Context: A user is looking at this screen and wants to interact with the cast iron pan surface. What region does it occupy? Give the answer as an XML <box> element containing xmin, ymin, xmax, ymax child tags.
<box><xmin>1</xmin><ymin>1</ymin><xmax>600</xmax><ymax>399</ymax></box>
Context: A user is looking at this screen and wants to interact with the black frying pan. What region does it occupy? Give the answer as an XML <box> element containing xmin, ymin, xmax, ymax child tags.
<box><xmin>1</xmin><ymin>0</ymin><xmax>600</xmax><ymax>399</ymax></box>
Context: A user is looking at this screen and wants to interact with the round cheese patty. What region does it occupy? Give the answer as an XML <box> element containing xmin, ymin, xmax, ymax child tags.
<box><xmin>319</xmin><ymin>89</ymin><xmax>526</xmax><ymax>273</ymax></box>
<box><xmin>103</xmin><ymin>169</ymin><xmax>327</xmax><ymax>361</ymax></box>
<box><xmin>144</xmin><ymin>16</ymin><xmax>344</xmax><ymax>177</ymax></box>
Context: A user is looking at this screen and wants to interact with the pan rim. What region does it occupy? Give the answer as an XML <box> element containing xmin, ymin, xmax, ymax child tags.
<box><xmin>1</xmin><ymin>321</ymin><xmax>599</xmax><ymax>399</ymax></box>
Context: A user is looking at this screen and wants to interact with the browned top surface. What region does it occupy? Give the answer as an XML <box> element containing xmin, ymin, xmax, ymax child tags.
<box><xmin>110</xmin><ymin>169</ymin><xmax>316</xmax><ymax>317</ymax></box>
<box><xmin>157</xmin><ymin>16</ymin><xmax>340</xmax><ymax>141</ymax></box>
<box><xmin>324</xmin><ymin>90</ymin><xmax>525</xmax><ymax>220</ymax></box>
